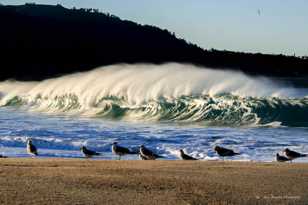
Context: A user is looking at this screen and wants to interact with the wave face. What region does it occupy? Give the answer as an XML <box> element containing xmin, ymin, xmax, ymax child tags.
<box><xmin>0</xmin><ymin>63</ymin><xmax>307</xmax><ymax>127</ymax></box>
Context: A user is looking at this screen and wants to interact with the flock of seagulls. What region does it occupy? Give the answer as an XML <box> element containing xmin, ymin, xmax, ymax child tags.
<box><xmin>276</xmin><ymin>148</ymin><xmax>307</xmax><ymax>162</ymax></box>
<box><xmin>0</xmin><ymin>138</ymin><xmax>307</xmax><ymax>162</ymax></box>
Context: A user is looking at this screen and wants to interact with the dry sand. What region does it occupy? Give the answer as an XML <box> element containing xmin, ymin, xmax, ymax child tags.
<box><xmin>0</xmin><ymin>158</ymin><xmax>308</xmax><ymax>205</ymax></box>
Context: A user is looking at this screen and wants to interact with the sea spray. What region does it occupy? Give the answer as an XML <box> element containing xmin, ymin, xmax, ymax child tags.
<box><xmin>0</xmin><ymin>63</ymin><xmax>307</xmax><ymax>126</ymax></box>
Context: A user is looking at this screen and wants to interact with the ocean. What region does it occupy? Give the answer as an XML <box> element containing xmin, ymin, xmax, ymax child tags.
<box><xmin>0</xmin><ymin>63</ymin><xmax>307</xmax><ymax>162</ymax></box>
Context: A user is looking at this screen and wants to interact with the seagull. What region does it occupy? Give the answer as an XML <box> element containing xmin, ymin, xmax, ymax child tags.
<box><xmin>112</xmin><ymin>142</ymin><xmax>137</xmax><ymax>160</ymax></box>
<box><xmin>214</xmin><ymin>146</ymin><xmax>240</xmax><ymax>159</ymax></box>
<box><xmin>27</xmin><ymin>139</ymin><xmax>38</xmax><ymax>157</ymax></box>
<box><xmin>139</xmin><ymin>154</ymin><xmax>149</xmax><ymax>160</ymax></box>
<box><xmin>284</xmin><ymin>148</ymin><xmax>307</xmax><ymax>162</ymax></box>
<box><xmin>0</xmin><ymin>154</ymin><xmax>7</xmax><ymax>158</ymax></box>
<box><xmin>179</xmin><ymin>149</ymin><xmax>198</xmax><ymax>160</ymax></box>
<box><xmin>139</xmin><ymin>145</ymin><xmax>164</xmax><ymax>160</ymax></box>
<box><xmin>257</xmin><ymin>9</ymin><xmax>261</xmax><ymax>16</ymax></box>
<box><xmin>276</xmin><ymin>153</ymin><xmax>290</xmax><ymax>162</ymax></box>
<box><xmin>81</xmin><ymin>146</ymin><xmax>100</xmax><ymax>158</ymax></box>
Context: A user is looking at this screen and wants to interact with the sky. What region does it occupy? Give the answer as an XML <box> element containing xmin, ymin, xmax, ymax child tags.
<box><xmin>2</xmin><ymin>0</ymin><xmax>308</xmax><ymax>56</ymax></box>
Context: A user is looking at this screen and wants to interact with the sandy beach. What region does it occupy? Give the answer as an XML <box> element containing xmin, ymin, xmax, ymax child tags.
<box><xmin>0</xmin><ymin>159</ymin><xmax>307</xmax><ymax>205</ymax></box>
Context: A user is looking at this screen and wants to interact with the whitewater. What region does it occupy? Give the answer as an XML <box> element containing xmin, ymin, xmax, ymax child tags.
<box><xmin>0</xmin><ymin>63</ymin><xmax>308</xmax><ymax>161</ymax></box>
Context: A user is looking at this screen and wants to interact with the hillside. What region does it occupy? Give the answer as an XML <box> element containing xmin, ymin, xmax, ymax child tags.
<box><xmin>0</xmin><ymin>3</ymin><xmax>307</xmax><ymax>80</ymax></box>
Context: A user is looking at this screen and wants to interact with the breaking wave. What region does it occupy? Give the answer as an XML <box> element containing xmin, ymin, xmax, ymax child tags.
<box><xmin>0</xmin><ymin>63</ymin><xmax>307</xmax><ymax>127</ymax></box>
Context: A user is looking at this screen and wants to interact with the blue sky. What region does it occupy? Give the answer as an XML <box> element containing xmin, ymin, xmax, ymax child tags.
<box><xmin>2</xmin><ymin>0</ymin><xmax>308</xmax><ymax>56</ymax></box>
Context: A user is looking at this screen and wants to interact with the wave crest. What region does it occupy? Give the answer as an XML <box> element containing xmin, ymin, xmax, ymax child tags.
<box><xmin>0</xmin><ymin>63</ymin><xmax>307</xmax><ymax>126</ymax></box>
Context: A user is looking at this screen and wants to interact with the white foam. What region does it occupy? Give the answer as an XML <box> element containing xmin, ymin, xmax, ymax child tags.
<box><xmin>0</xmin><ymin>63</ymin><xmax>301</xmax><ymax>112</ymax></box>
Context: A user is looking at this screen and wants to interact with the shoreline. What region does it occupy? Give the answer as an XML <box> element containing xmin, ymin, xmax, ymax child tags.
<box><xmin>2</xmin><ymin>154</ymin><xmax>308</xmax><ymax>163</ymax></box>
<box><xmin>1</xmin><ymin>158</ymin><xmax>308</xmax><ymax>205</ymax></box>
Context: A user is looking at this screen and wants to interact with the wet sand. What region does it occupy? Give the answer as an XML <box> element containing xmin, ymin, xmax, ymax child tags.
<box><xmin>0</xmin><ymin>159</ymin><xmax>307</xmax><ymax>205</ymax></box>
